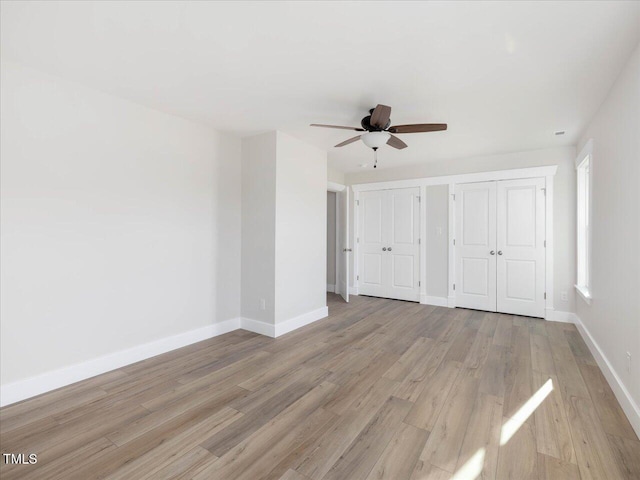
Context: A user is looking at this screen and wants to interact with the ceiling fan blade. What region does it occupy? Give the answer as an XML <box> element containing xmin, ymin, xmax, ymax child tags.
<box><xmin>335</xmin><ymin>135</ymin><xmax>361</xmax><ymax>147</ymax></box>
<box><xmin>387</xmin><ymin>134</ymin><xmax>408</xmax><ymax>150</ymax></box>
<box><xmin>369</xmin><ymin>104</ymin><xmax>392</xmax><ymax>129</ymax></box>
<box><xmin>311</xmin><ymin>123</ymin><xmax>365</xmax><ymax>131</ymax></box>
<box><xmin>388</xmin><ymin>123</ymin><xmax>447</xmax><ymax>134</ymax></box>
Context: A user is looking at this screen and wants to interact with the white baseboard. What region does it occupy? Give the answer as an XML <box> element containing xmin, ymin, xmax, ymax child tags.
<box><xmin>421</xmin><ymin>296</ymin><xmax>449</xmax><ymax>307</ymax></box>
<box><xmin>242</xmin><ymin>306</ymin><xmax>329</xmax><ymax>338</ymax></box>
<box><xmin>545</xmin><ymin>309</ymin><xmax>577</xmax><ymax>323</ymax></box>
<box><xmin>573</xmin><ymin>314</ymin><xmax>640</xmax><ymax>438</ymax></box>
<box><xmin>326</xmin><ymin>284</ymin><xmax>335</xmax><ymax>293</ymax></box>
<box><xmin>0</xmin><ymin>317</ymin><xmax>241</xmax><ymax>407</ymax></box>
<box><xmin>275</xmin><ymin>306</ymin><xmax>328</xmax><ymax>337</ymax></box>
<box><xmin>447</xmin><ymin>296</ymin><xmax>456</xmax><ymax>308</ymax></box>
<box><xmin>240</xmin><ymin>317</ymin><xmax>276</xmax><ymax>338</ymax></box>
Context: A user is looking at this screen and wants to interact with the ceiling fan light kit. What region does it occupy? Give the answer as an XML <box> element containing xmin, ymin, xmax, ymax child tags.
<box><xmin>361</xmin><ymin>131</ymin><xmax>390</xmax><ymax>149</ymax></box>
<box><xmin>311</xmin><ymin>104</ymin><xmax>447</xmax><ymax>168</ymax></box>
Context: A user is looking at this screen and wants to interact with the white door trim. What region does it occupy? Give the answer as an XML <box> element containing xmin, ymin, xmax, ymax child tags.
<box><xmin>351</xmin><ymin>165</ymin><xmax>558</xmax><ymax>192</ymax></box>
<box><xmin>327</xmin><ymin>181</ymin><xmax>346</xmax><ymax>192</ymax></box>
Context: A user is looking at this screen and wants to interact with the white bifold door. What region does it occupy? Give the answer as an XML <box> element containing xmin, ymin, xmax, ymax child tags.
<box><xmin>358</xmin><ymin>188</ymin><xmax>420</xmax><ymax>302</ymax></box>
<box><xmin>455</xmin><ymin>178</ymin><xmax>546</xmax><ymax>317</ymax></box>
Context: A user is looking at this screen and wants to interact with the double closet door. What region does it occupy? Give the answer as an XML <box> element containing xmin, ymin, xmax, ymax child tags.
<box><xmin>455</xmin><ymin>178</ymin><xmax>546</xmax><ymax>318</ymax></box>
<box><xmin>358</xmin><ymin>187</ymin><xmax>420</xmax><ymax>302</ymax></box>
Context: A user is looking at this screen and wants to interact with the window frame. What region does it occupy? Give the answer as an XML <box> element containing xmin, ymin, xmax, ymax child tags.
<box><xmin>575</xmin><ymin>139</ymin><xmax>593</xmax><ymax>305</ymax></box>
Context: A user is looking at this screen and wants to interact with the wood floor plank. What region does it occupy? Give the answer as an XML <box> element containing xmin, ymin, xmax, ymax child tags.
<box><xmin>454</xmin><ymin>392</ymin><xmax>503</xmax><ymax>480</ymax></box>
<box><xmin>530</xmin><ymin>333</ymin><xmax>556</xmax><ymax>375</ymax></box>
<box><xmin>606</xmin><ymin>433</ymin><xmax>640</xmax><ymax>480</ymax></box>
<box><xmin>565</xmin><ymin>394</ymin><xmax>625</xmax><ymax>480</ymax></box>
<box><xmin>152</xmin><ymin>446</ymin><xmax>217</xmax><ymax>480</ymax></box>
<box><xmin>321</xmin><ymin>396</ymin><xmax>413</xmax><ymax>480</ymax></box>
<box><xmin>417</xmin><ymin>369</ymin><xmax>480</xmax><ymax>473</ymax></box>
<box><xmin>537</xmin><ymin>453</ymin><xmax>580</xmax><ymax>480</ymax></box>
<box><xmin>365</xmin><ymin>422</ymin><xmax>429</xmax><ymax>480</ymax></box>
<box><xmin>404</xmin><ymin>360</ymin><xmax>462</xmax><ymax>431</ymax></box>
<box><xmin>532</xmin><ymin>372</ymin><xmax>576</xmax><ymax>465</ymax></box>
<box><xmin>579</xmin><ymin>362</ymin><xmax>638</xmax><ymax>440</ymax></box>
<box><xmin>496</xmin><ymin>416</ymin><xmax>538</xmax><ymax>480</ymax></box>
<box><xmin>1</xmin><ymin>294</ymin><xmax>636</xmax><ymax>479</ymax></box>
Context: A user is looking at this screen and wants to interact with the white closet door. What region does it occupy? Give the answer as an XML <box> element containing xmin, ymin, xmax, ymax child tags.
<box><xmin>387</xmin><ymin>188</ymin><xmax>420</xmax><ymax>301</ymax></box>
<box><xmin>358</xmin><ymin>188</ymin><xmax>420</xmax><ymax>301</ymax></box>
<box><xmin>359</xmin><ymin>190</ymin><xmax>387</xmax><ymax>298</ymax></box>
<box><xmin>496</xmin><ymin>178</ymin><xmax>546</xmax><ymax>317</ymax></box>
<box><xmin>455</xmin><ymin>182</ymin><xmax>497</xmax><ymax>311</ymax></box>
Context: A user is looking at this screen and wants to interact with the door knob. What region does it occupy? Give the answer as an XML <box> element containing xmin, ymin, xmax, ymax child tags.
<box><xmin>490</xmin><ymin>250</ymin><xmax>495</xmax><ymax>255</ymax></box>
<box><xmin>343</xmin><ymin>248</ymin><xmax>352</xmax><ymax>252</ymax></box>
<box><xmin>388</xmin><ymin>247</ymin><xmax>392</xmax><ymax>251</ymax></box>
<box><xmin>497</xmin><ymin>250</ymin><xmax>503</xmax><ymax>255</ymax></box>
<box><xmin>382</xmin><ymin>247</ymin><xmax>387</xmax><ymax>251</ymax></box>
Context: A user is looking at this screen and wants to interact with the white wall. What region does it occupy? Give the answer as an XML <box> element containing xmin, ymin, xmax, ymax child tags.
<box><xmin>328</xmin><ymin>166</ymin><xmax>345</xmax><ymax>185</ymax></box>
<box><xmin>425</xmin><ymin>185</ymin><xmax>449</xmax><ymax>299</ymax></box>
<box><xmin>274</xmin><ymin>132</ymin><xmax>327</xmax><ymax>324</ymax></box>
<box><xmin>241</xmin><ymin>132</ymin><xmax>277</xmax><ymax>324</ymax></box>
<box><xmin>0</xmin><ymin>61</ymin><xmax>242</xmax><ymax>386</ymax></box>
<box><xmin>346</xmin><ymin>146</ymin><xmax>576</xmax><ymax>314</ymax></box>
<box><xmin>575</xmin><ymin>45</ymin><xmax>640</xmax><ymax>410</ymax></box>
<box><xmin>327</xmin><ymin>192</ymin><xmax>336</xmax><ymax>288</ymax></box>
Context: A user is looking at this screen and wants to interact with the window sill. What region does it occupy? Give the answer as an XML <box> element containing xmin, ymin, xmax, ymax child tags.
<box><xmin>575</xmin><ymin>285</ymin><xmax>592</xmax><ymax>305</ymax></box>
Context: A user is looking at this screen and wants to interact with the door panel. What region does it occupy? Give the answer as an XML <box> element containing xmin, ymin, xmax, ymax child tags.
<box><xmin>387</xmin><ymin>188</ymin><xmax>420</xmax><ymax>301</ymax></box>
<box><xmin>455</xmin><ymin>182</ymin><xmax>497</xmax><ymax>311</ymax></box>
<box><xmin>497</xmin><ymin>178</ymin><xmax>545</xmax><ymax>317</ymax></box>
<box><xmin>358</xmin><ymin>190</ymin><xmax>387</xmax><ymax>298</ymax></box>
<box><xmin>358</xmin><ymin>187</ymin><xmax>420</xmax><ymax>302</ymax></box>
<box><xmin>390</xmin><ymin>191</ymin><xmax>415</xmax><ymax>244</ymax></box>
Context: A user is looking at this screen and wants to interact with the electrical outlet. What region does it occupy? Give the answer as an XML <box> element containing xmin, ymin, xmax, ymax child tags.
<box><xmin>260</xmin><ymin>299</ymin><xmax>266</xmax><ymax>310</ymax></box>
<box><xmin>627</xmin><ymin>352</ymin><xmax>632</xmax><ymax>373</ymax></box>
<box><xmin>561</xmin><ymin>291</ymin><xmax>568</xmax><ymax>301</ymax></box>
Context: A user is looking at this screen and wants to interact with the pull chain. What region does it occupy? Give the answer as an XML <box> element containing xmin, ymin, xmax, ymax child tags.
<box><xmin>373</xmin><ymin>147</ymin><xmax>378</xmax><ymax>168</ymax></box>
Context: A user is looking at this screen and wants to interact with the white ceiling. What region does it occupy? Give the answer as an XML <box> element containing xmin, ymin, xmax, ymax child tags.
<box><xmin>2</xmin><ymin>1</ymin><xmax>639</xmax><ymax>172</ymax></box>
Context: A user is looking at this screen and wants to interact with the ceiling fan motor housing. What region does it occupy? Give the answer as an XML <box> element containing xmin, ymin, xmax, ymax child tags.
<box><xmin>361</xmin><ymin>115</ymin><xmax>391</xmax><ymax>132</ymax></box>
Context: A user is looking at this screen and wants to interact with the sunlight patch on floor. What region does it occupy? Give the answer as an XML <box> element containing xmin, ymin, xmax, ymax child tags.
<box><xmin>500</xmin><ymin>377</ymin><xmax>553</xmax><ymax>445</ymax></box>
<box><xmin>451</xmin><ymin>448</ymin><xmax>485</xmax><ymax>480</ymax></box>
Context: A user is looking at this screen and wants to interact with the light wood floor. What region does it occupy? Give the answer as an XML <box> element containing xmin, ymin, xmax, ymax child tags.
<box><xmin>1</xmin><ymin>294</ymin><xmax>639</xmax><ymax>479</ymax></box>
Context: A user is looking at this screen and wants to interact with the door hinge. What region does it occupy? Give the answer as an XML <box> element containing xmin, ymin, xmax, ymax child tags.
<box><xmin>357</xmin><ymin>275</ymin><xmax>360</xmax><ymax>281</ymax></box>
<box><xmin>453</xmin><ymin>283</ymin><xmax>456</xmax><ymax>291</ymax></box>
<box><xmin>417</xmin><ymin>196</ymin><xmax>421</xmax><ymax>203</ymax></box>
<box><xmin>544</xmin><ymin>292</ymin><xmax>547</xmax><ymax>299</ymax></box>
<box><xmin>452</xmin><ymin>194</ymin><xmax>456</xmax><ymax>201</ymax></box>
<box><xmin>356</xmin><ymin>200</ymin><xmax>360</xmax><ymax>206</ymax></box>
<box><xmin>453</xmin><ymin>239</ymin><xmax>456</xmax><ymax>246</ymax></box>
<box><xmin>418</xmin><ymin>238</ymin><xmax>421</xmax><ymax>245</ymax></box>
<box><xmin>541</xmin><ymin>188</ymin><xmax>546</xmax><ymax>196</ymax></box>
<box><xmin>418</xmin><ymin>281</ymin><xmax>421</xmax><ymax>287</ymax></box>
<box><xmin>357</xmin><ymin>237</ymin><xmax>360</xmax><ymax>243</ymax></box>
<box><xmin>544</xmin><ymin>240</ymin><xmax>546</xmax><ymax>247</ymax></box>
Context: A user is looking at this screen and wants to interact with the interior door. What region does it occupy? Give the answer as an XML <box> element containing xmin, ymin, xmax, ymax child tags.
<box><xmin>496</xmin><ymin>178</ymin><xmax>546</xmax><ymax>317</ymax></box>
<box><xmin>358</xmin><ymin>190</ymin><xmax>386</xmax><ymax>298</ymax></box>
<box><xmin>337</xmin><ymin>187</ymin><xmax>350</xmax><ymax>302</ymax></box>
<box><xmin>387</xmin><ymin>188</ymin><xmax>420</xmax><ymax>301</ymax></box>
<box><xmin>455</xmin><ymin>182</ymin><xmax>497</xmax><ymax>311</ymax></box>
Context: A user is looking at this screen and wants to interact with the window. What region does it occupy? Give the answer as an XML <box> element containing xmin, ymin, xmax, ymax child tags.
<box><xmin>576</xmin><ymin>140</ymin><xmax>592</xmax><ymax>304</ymax></box>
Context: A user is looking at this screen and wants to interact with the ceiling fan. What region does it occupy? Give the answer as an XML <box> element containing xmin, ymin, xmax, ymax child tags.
<box><xmin>311</xmin><ymin>104</ymin><xmax>447</xmax><ymax>167</ymax></box>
